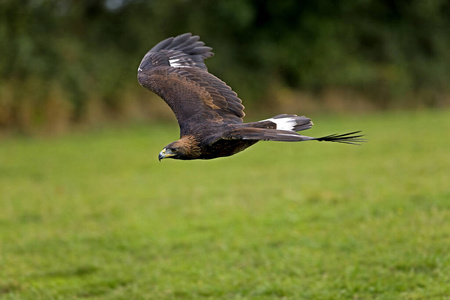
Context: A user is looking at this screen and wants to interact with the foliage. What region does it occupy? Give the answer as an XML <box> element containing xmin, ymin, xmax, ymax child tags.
<box><xmin>0</xmin><ymin>0</ymin><xmax>449</xmax><ymax>131</ymax></box>
<box><xmin>1</xmin><ymin>110</ymin><xmax>449</xmax><ymax>299</ymax></box>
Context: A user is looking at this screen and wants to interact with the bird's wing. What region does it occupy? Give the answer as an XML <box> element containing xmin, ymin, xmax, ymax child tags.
<box><xmin>138</xmin><ymin>33</ymin><xmax>245</xmax><ymax>136</ymax></box>
<box><xmin>224</xmin><ymin>128</ymin><xmax>365</xmax><ymax>145</ymax></box>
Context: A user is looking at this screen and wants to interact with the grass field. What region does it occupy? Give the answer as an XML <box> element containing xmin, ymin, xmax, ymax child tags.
<box><xmin>1</xmin><ymin>110</ymin><xmax>449</xmax><ymax>299</ymax></box>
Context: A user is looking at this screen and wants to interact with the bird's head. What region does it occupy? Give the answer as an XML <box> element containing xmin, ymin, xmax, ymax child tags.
<box><xmin>158</xmin><ymin>144</ymin><xmax>183</xmax><ymax>161</ymax></box>
<box><xmin>158</xmin><ymin>138</ymin><xmax>200</xmax><ymax>161</ymax></box>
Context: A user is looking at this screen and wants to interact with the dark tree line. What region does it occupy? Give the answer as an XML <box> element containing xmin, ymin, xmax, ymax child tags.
<box><xmin>1</xmin><ymin>0</ymin><xmax>449</xmax><ymax>132</ymax></box>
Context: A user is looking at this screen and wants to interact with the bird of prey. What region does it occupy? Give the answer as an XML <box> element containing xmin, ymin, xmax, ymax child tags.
<box><xmin>137</xmin><ymin>33</ymin><xmax>364</xmax><ymax>161</ymax></box>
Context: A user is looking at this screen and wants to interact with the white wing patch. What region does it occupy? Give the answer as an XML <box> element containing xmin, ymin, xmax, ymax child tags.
<box><xmin>168</xmin><ymin>58</ymin><xmax>180</xmax><ymax>66</ymax></box>
<box><xmin>265</xmin><ymin>117</ymin><xmax>298</xmax><ymax>131</ymax></box>
<box><xmin>169</xmin><ymin>58</ymin><xmax>190</xmax><ymax>68</ymax></box>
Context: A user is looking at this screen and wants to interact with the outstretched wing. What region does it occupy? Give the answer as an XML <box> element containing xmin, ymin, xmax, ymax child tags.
<box><xmin>138</xmin><ymin>33</ymin><xmax>245</xmax><ymax>136</ymax></box>
<box><xmin>224</xmin><ymin>128</ymin><xmax>365</xmax><ymax>145</ymax></box>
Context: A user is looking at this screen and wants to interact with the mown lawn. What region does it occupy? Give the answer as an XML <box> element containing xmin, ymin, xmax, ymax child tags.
<box><xmin>0</xmin><ymin>110</ymin><xmax>449</xmax><ymax>299</ymax></box>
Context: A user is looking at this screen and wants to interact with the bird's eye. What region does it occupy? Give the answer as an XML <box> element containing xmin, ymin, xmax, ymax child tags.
<box><xmin>169</xmin><ymin>148</ymin><xmax>177</xmax><ymax>153</ymax></box>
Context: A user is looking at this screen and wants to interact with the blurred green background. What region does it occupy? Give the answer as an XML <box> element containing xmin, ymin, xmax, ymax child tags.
<box><xmin>1</xmin><ymin>0</ymin><xmax>449</xmax><ymax>134</ymax></box>
<box><xmin>1</xmin><ymin>2</ymin><xmax>450</xmax><ymax>299</ymax></box>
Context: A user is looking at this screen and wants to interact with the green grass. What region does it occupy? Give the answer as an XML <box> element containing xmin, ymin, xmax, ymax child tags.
<box><xmin>1</xmin><ymin>110</ymin><xmax>449</xmax><ymax>299</ymax></box>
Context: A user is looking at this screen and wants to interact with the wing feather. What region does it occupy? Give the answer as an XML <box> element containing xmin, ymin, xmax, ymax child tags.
<box><xmin>224</xmin><ymin>128</ymin><xmax>365</xmax><ymax>144</ymax></box>
<box><xmin>138</xmin><ymin>33</ymin><xmax>245</xmax><ymax>135</ymax></box>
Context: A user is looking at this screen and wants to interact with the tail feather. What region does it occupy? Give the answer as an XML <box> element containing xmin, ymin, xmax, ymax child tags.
<box><xmin>249</xmin><ymin>114</ymin><xmax>314</xmax><ymax>132</ymax></box>
<box><xmin>269</xmin><ymin>114</ymin><xmax>314</xmax><ymax>131</ymax></box>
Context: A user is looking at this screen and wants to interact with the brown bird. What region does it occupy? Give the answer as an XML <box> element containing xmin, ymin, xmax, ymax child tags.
<box><xmin>138</xmin><ymin>33</ymin><xmax>364</xmax><ymax>161</ymax></box>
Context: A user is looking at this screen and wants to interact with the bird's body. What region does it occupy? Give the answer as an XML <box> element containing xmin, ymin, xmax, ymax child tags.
<box><xmin>138</xmin><ymin>33</ymin><xmax>364</xmax><ymax>161</ymax></box>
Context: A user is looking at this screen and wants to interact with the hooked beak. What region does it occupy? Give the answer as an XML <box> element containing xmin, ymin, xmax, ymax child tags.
<box><xmin>158</xmin><ymin>148</ymin><xmax>175</xmax><ymax>161</ymax></box>
<box><xmin>158</xmin><ymin>150</ymin><xmax>165</xmax><ymax>162</ymax></box>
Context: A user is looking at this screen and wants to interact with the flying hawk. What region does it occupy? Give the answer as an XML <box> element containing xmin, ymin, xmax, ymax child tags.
<box><xmin>138</xmin><ymin>33</ymin><xmax>364</xmax><ymax>161</ymax></box>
